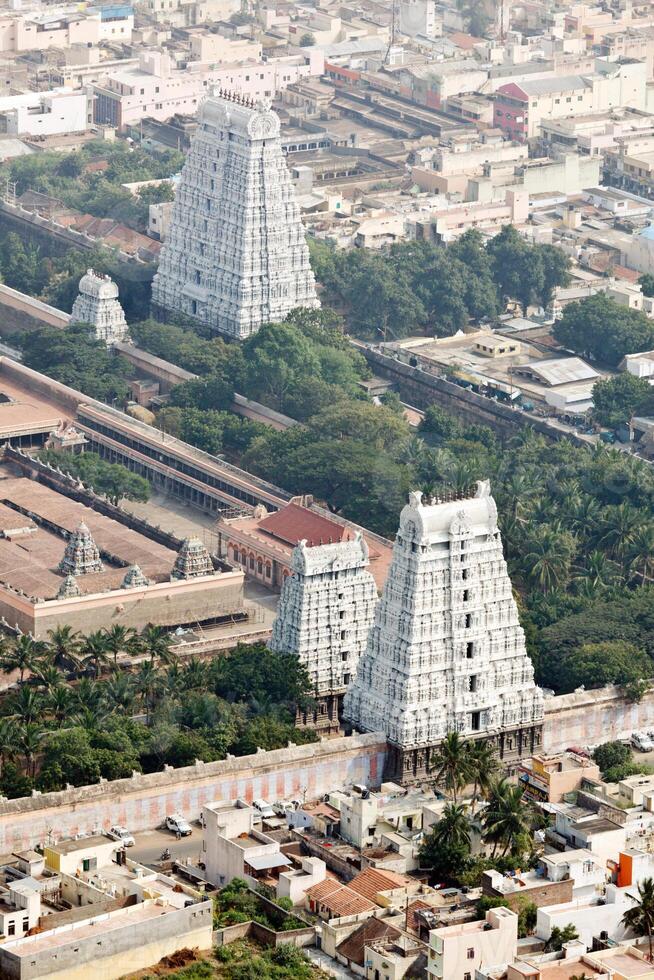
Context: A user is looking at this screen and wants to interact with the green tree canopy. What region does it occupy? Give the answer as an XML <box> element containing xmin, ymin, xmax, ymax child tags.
<box><xmin>553</xmin><ymin>294</ymin><xmax>654</xmax><ymax>366</ymax></box>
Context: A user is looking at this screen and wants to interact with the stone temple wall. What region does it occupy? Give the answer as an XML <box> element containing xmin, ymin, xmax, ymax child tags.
<box><xmin>0</xmin><ymin>733</ymin><xmax>387</xmax><ymax>853</ymax></box>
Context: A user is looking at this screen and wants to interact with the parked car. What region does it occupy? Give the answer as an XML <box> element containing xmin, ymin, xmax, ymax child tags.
<box><xmin>166</xmin><ymin>813</ymin><xmax>192</xmax><ymax>837</ymax></box>
<box><xmin>632</xmin><ymin>733</ymin><xmax>653</xmax><ymax>752</ymax></box>
<box><xmin>253</xmin><ymin>799</ymin><xmax>275</xmax><ymax>820</ymax></box>
<box><xmin>107</xmin><ymin>826</ymin><xmax>135</xmax><ymax>847</ymax></box>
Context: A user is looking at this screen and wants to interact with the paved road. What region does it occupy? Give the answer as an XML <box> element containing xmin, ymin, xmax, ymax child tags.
<box><xmin>130</xmin><ymin>827</ymin><xmax>203</xmax><ymax>870</ymax></box>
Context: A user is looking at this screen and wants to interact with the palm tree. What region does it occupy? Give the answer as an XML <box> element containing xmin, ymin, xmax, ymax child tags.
<box><xmin>573</xmin><ymin>550</ymin><xmax>621</xmax><ymax>593</ymax></box>
<box><xmin>140</xmin><ymin>624</ymin><xmax>175</xmax><ymax>668</ymax></box>
<box><xmin>102</xmin><ymin>673</ymin><xmax>136</xmax><ymax>715</ymax></box>
<box><xmin>45</xmin><ymin>625</ymin><xmax>82</xmax><ymax>674</ymax></box>
<box><xmin>429</xmin><ymin>803</ymin><xmax>473</xmax><ymax>851</ymax></box>
<box><xmin>598</xmin><ymin>502</ymin><xmax>641</xmax><ymax>559</ymax></box>
<box><xmin>523</xmin><ymin>525</ymin><xmax>576</xmax><ymax>594</ymax></box>
<box><xmin>0</xmin><ymin>718</ymin><xmax>17</xmax><ymax>776</ymax></box>
<box><xmin>7</xmin><ymin>686</ymin><xmax>42</xmax><ymax>725</ymax></box>
<box><xmin>46</xmin><ymin>686</ymin><xmax>75</xmax><ymax>727</ymax></box>
<box><xmin>466</xmin><ymin>740</ymin><xmax>500</xmax><ymax>814</ymax></box>
<box><xmin>499</xmin><ymin>470</ymin><xmax>542</xmax><ymax>522</ymax></box>
<box><xmin>430</xmin><ymin>732</ymin><xmax>472</xmax><ymax>803</ymax></box>
<box><xmin>0</xmin><ymin>636</ymin><xmax>46</xmax><ymax>684</ymax></box>
<box><xmin>34</xmin><ymin>664</ymin><xmax>63</xmax><ymax>694</ymax></box>
<box><xmin>18</xmin><ymin>722</ymin><xmax>42</xmax><ymax>778</ymax></box>
<box><xmin>103</xmin><ymin>625</ymin><xmax>137</xmax><ymax>670</ymax></box>
<box><xmin>482</xmin><ymin>778</ymin><xmax>534</xmax><ymax>858</ymax></box>
<box><xmin>82</xmin><ymin>632</ymin><xmax>112</xmax><ymax>678</ymax></box>
<box><xmin>136</xmin><ymin>661</ymin><xmax>162</xmax><ymax>721</ymax></box>
<box><xmin>623</xmin><ymin>877</ymin><xmax>654</xmax><ymax>961</ymax></box>
<box><xmin>628</xmin><ymin>526</ymin><xmax>654</xmax><ymax>585</ymax></box>
<box><xmin>182</xmin><ymin>657</ymin><xmax>209</xmax><ymax>691</ymax></box>
<box><xmin>74</xmin><ymin>677</ymin><xmax>104</xmax><ymax>714</ymax></box>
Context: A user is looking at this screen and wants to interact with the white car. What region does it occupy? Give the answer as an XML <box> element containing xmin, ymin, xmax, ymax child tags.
<box><xmin>253</xmin><ymin>799</ymin><xmax>275</xmax><ymax>820</ymax></box>
<box><xmin>166</xmin><ymin>813</ymin><xmax>192</xmax><ymax>837</ymax></box>
<box><xmin>107</xmin><ymin>826</ymin><xmax>135</xmax><ymax>847</ymax></box>
<box><xmin>632</xmin><ymin>733</ymin><xmax>653</xmax><ymax>752</ymax></box>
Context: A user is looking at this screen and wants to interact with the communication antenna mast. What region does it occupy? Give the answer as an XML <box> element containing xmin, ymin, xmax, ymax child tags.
<box><xmin>384</xmin><ymin>0</ymin><xmax>399</xmax><ymax>65</ymax></box>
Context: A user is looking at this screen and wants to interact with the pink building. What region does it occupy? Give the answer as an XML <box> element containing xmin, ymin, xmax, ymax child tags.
<box><xmin>93</xmin><ymin>49</ymin><xmax>324</xmax><ymax>130</ymax></box>
<box><xmin>493</xmin><ymin>82</ymin><xmax>530</xmax><ymax>142</ymax></box>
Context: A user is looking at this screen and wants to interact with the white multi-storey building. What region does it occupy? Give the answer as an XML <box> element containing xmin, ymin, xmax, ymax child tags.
<box><xmin>151</xmin><ymin>90</ymin><xmax>319</xmax><ymax>339</ymax></box>
<box><xmin>344</xmin><ymin>482</ymin><xmax>543</xmax><ymax>782</ymax></box>
<box><xmin>270</xmin><ymin>534</ymin><xmax>378</xmax><ymax>733</ymax></box>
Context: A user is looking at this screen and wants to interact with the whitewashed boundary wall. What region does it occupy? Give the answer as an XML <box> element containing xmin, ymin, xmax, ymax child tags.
<box><xmin>0</xmin><ymin>733</ymin><xmax>387</xmax><ymax>854</ymax></box>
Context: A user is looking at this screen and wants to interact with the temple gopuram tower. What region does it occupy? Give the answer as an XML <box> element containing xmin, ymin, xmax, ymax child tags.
<box><xmin>151</xmin><ymin>90</ymin><xmax>318</xmax><ymax>339</ymax></box>
<box><xmin>171</xmin><ymin>537</ymin><xmax>214</xmax><ymax>580</ymax></box>
<box><xmin>58</xmin><ymin>521</ymin><xmax>104</xmax><ymax>575</ymax></box>
<box><xmin>270</xmin><ymin>534</ymin><xmax>378</xmax><ymax>734</ymax></box>
<box><xmin>344</xmin><ymin>482</ymin><xmax>543</xmax><ymax>783</ymax></box>
<box><xmin>71</xmin><ymin>270</ymin><xmax>129</xmax><ymax>346</ymax></box>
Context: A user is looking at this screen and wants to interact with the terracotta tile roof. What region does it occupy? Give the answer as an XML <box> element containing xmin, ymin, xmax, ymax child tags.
<box><xmin>336</xmin><ymin>917</ymin><xmax>401</xmax><ymax>966</ymax></box>
<box><xmin>305</xmin><ymin>878</ymin><xmax>376</xmax><ymax>917</ymax></box>
<box><xmin>258</xmin><ymin>502</ymin><xmax>348</xmax><ymax>548</ymax></box>
<box><xmin>349</xmin><ymin>867</ymin><xmax>413</xmax><ymax>903</ymax></box>
<box><xmin>406</xmin><ymin>899</ymin><xmax>434</xmax><ymax>933</ymax></box>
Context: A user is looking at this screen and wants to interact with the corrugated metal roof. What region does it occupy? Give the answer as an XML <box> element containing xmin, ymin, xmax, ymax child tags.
<box><xmin>519</xmin><ymin>75</ymin><xmax>591</xmax><ymax>96</ymax></box>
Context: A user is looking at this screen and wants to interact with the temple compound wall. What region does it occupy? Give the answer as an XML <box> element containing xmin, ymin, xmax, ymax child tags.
<box><xmin>0</xmin><ymin>734</ymin><xmax>387</xmax><ymax>853</ymax></box>
<box><xmin>541</xmin><ymin>684</ymin><xmax>654</xmax><ymax>755</ymax></box>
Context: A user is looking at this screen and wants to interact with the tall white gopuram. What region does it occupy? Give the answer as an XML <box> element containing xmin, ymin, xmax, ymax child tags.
<box><xmin>270</xmin><ymin>534</ymin><xmax>378</xmax><ymax>734</ymax></box>
<box><xmin>151</xmin><ymin>90</ymin><xmax>319</xmax><ymax>339</ymax></box>
<box><xmin>344</xmin><ymin>482</ymin><xmax>543</xmax><ymax>782</ymax></box>
<box><xmin>71</xmin><ymin>269</ymin><xmax>129</xmax><ymax>346</ymax></box>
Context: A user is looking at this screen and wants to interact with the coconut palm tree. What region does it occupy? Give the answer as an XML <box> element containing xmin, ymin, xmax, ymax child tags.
<box><xmin>182</xmin><ymin>657</ymin><xmax>209</xmax><ymax>692</ymax></box>
<box><xmin>466</xmin><ymin>740</ymin><xmax>500</xmax><ymax>814</ymax></box>
<box><xmin>45</xmin><ymin>625</ymin><xmax>82</xmax><ymax>674</ymax></box>
<box><xmin>34</xmin><ymin>664</ymin><xmax>63</xmax><ymax>695</ymax></box>
<box><xmin>523</xmin><ymin>525</ymin><xmax>576</xmax><ymax>594</ymax></box>
<box><xmin>573</xmin><ymin>550</ymin><xmax>622</xmax><ymax>593</ymax></box>
<box><xmin>623</xmin><ymin>877</ymin><xmax>654</xmax><ymax>961</ymax></box>
<box><xmin>102</xmin><ymin>673</ymin><xmax>136</xmax><ymax>715</ymax></box>
<box><xmin>46</xmin><ymin>686</ymin><xmax>75</xmax><ymax>727</ymax></box>
<box><xmin>136</xmin><ymin>661</ymin><xmax>162</xmax><ymax>721</ymax></box>
<box><xmin>482</xmin><ymin>778</ymin><xmax>534</xmax><ymax>858</ymax></box>
<box><xmin>0</xmin><ymin>718</ymin><xmax>17</xmax><ymax>776</ymax></box>
<box><xmin>598</xmin><ymin>502</ymin><xmax>641</xmax><ymax>559</ymax></box>
<box><xmin>0</xmin><ymin>636</ymin><xmax>46</xmax><ymax>685</ymax></box>
<box><xmin>627</xmin><ymin>526</ymin><xmax>654</xmax><ymax>585</ymax></box>
<box><xmin>103</xmin><ymin>625</ymin><xmax>137</xmax><ymax>671</ymax></box>
<box><xmin>6</xmin><ymin>686</ymin><xmax>42</xmax><ymax>725</ymax></box>
<box><xmin>429</xmin><ymin>803</ymin><xmax>473</xmax><ymax>851</ymax></box>
<box><xmin>18</xmin><ymin>722</ymin><xmax>42</xmax><ymax>779</ymax></box>
<box><xmin>430</xmin><ymin>732</ymin><xmax>472</xmax><ymax>803</ymax></box>
<box><xmin>82</xmin><ymin>632</ymin><xmax>112</xmax><ymax>678</ymax></box>
<box><xmin>74</xmin><ymin>677</ymin><xmax>104</xmax><ymax>714</ymax></box>
<box><xmin>140</xmin><ymin>624</ymin><xmax>175</xmax><ymax>668</ymax></box>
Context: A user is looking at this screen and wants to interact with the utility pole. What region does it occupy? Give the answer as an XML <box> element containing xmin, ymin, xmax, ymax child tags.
<box><xmin>384</xmin><ymin>0</ymin><xmax>399</xmax><ymax>66</ymax></box>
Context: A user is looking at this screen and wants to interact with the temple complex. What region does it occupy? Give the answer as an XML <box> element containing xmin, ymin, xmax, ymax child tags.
<box><xmin>71</xmin><ymin>270</ymin><xmax>130</xmax><ymax>346</ymax></box>
<box><xmin>344</xmin><ymin>482</ymin><xmax>544</xmax><ymax>782</ymax></box>
<box><xmin>270</xmin><ymin>534</ymin><xmax>378</xmax><ymax>734</ymax></box>
<box><xmin>151</xmin><ymin>91</ymin><xmax>318</xmax><ymax>339</ymax></box>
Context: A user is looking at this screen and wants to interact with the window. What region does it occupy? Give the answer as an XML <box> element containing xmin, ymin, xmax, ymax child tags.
<box><xmin>8</xmin><ymin>922</ymin><xmax>15</xmax><ymax>936</ymax></box>
<box><xmin>469</xmin><ymin>675</ymin><xmax>478</xmax><ymax>693</ymax></box>
<box><xmin>566</xmin><ymin>96</ymin><xmax>572</xmax><ymax>103</ymax></box>
<box><xmin>462</xmin><ymin>567</ymin><xmax>468</xmax><ymax>580</ymax></box>
<box><xmin>467</xmin><ymin>948</ymin><xmax>475</xmax><ymax>959</ymax></box>
<box><xmin>555</xmin><ymin>98</ymin><xmax>560</xmax><ymax>104</ymax></box>
<box><xmin>22</xmin><ymin>918</ymin><xmax>28</xmax><ymax>931</ymax></box>
<box><xmin>343</xmin><ymin>673</ymin><xmax>351</xmax><ymax>685</ymax></box>
<box><xmin>471</xmin><ymin>711</ymin><xmax>481</xmax><ymax>731</ymax></box>
<box><xmin>466</xmin><ymin>642</ymin><xmax>474</xmax><ymax>659</ymax></box>
<box><xmin>463</xmin><ymin>589</ymin><xmax>469</xmax><ymax>602</ymax></box>
<box><xmin>465</xmin><ymin>974</ymin><xmax>472</xmax><ymax>980</ymax></box>
<box><xmin>465</xmin><ymin>613</ymin><xmax>472</xmax><ymax>629</ymax></box>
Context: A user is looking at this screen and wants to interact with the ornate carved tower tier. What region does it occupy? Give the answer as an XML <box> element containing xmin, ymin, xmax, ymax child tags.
<box><xmin>151</xmin><ymin>91</ymin><xmax>319</xmax><ymax>339</ymax></box>
<box><xmin>270</xmin><ymin>534</ymin><xmax>378</xmax><ymax>734</ymax></box>
<box><xmin>344</xmin><ymin>482</ymin><xmax>543</xmax><ymax>783</ymax></box>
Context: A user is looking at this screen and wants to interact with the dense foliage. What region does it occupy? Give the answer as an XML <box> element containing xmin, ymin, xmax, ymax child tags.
<box><xmin>3</xmin><ymin>140</ymin><xmax>182</xmax><ymax>234</ymax></box>
<box><xmin>553</xmin><ymin>293</ymin><xmax>654</xmax><ymax>367</ymax></box>
<box><xmin>593</xmin><ymin>373</ymin><xmax>654</xmax><ymax>428</ymax></box>
<box><xmin>0</xmin><ymin>630</ymin><xmax>317</xmax><ymax>799</ymax></box>
<box><xmin>592</xmin><ymin>740</ymin><xmax>652</xmax><ymax>782</ymax></box>
<box><xmin>40</xmin><ymin>448</ymin><xmax>150</xmax><ymax>505</ymax></box>
<box><xmin>18</xmin><ymin>321</ymin><xmax>133</xmax><ymax>402</ymax></box>
<box><xmin>310</xmin><ymin>227</ymin><xmax>570</xmax><ymax>339</ymax></box>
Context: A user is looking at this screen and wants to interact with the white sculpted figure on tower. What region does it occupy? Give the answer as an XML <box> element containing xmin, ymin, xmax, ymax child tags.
<box><xmin>152</xmin><ymin>90</ymin><xmax>319</xmax><ymax>339</ymax></box>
